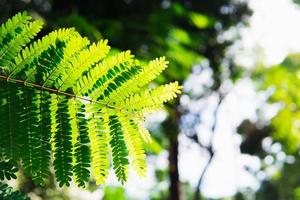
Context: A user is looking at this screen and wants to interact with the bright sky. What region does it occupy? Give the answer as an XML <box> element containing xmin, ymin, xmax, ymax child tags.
<box><xmin>180</xmin><ymin>71</ymin><xmax>263</xmax><ymax>198</ymax></box>
<box><xmin>233</xmin><ymin>0</ymin><xmax>300</xmax><ymax>68</ymax></box>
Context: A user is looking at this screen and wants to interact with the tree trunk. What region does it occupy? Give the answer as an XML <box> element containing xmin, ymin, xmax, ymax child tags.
<box><xmin>168</xmin><ymin>131</ymin><xmax>182</xmax><ymax>200</ymax></box>
<box><xmin>164</xmin><ymin>105</ymin><xmax>183</xmax><ymax>200</ymax></box>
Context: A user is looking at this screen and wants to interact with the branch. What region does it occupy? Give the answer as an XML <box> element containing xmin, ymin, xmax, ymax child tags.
<box><xmin>193</xmin><ymin>91</ymin><xmax>227</xmax><ymax>200</ymax></box>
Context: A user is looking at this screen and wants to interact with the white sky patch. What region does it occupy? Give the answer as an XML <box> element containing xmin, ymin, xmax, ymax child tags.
<box><xmin>124</xmin><ymin>163</ymin><xmax>157</xmax><ymax>199</ymax></box>
<box><xmin>230</xmin><ymin>0</ymin><xmax>300</xmax><ymax>68</ymax></box>
<box><xmin>204</xmin><ymin>79</ymin><xmax>261</xmax><ymax>197</ymax></box>
<box><xmin>179</xmin><ymin>78</ymin><xmax>263</xmax><ymax>197</ymax></box>
<box><xmin>104</xmin><ymin>156</ymin><xmax>158</xmax><ymax>200</ymax></box>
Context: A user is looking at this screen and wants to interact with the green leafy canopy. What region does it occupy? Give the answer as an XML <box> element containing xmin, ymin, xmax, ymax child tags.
<box><xmin>0</xmin><ymin>12</ymin><xmax>181</xmax><ymax>187</ymax></box>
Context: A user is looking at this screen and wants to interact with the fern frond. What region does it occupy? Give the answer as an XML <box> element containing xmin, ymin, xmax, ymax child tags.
<box><xmin>0</xmin><ymin>20</ymin><xmax>43</xmax><ymax>70</ymax></box>
<box><xmin>8</xmin><ymin>28</ymin><xmax>77</xmax><ymax>78</ymax></box>
<box><xmin>76</xmin><ymin>50</ymin><xmax>133</xmax><ymax>96</ymax></box>
<box><xmin>0</xmin><ymin>83</ymin><xmax>24</xmax><ymax>160</ymax></box>
<box><xmin>121</xmin><ymin>81</ymin><xmax>182</xmax><ymax>114</ymax></box>
<box><xmin>0</xmin><ymin>82</ymin><xmax>10</xmax><ymax>157</ymax></box>
<box><xmin>0</xmin><ymin>12</ymin><xmax>32</xmax><ymax>60</ymax></box>
<box><xmin>98</xmin><ymin>57</ymin><xmax>168</xmax><ymax>103</ymax></box>
<box><xmin>118</xmin><ymin>114</ymin><xmax>147</xmax><ymax>176</ymax></box>
<box><xmin>93</xmin><ymin>60</ymin><xmax>142</xmax><ymax>101</ymax></box>
<box><xmin>49</xmin><ymin>93</ymin><xmax>59</xmax><ymax>152</ymax></box>
<box><xmin>0</xmin><ymin>160</ymin><xmax>18</xmax><ymax>180</ymax></box>
<box><xmin>40</xmin><ymin>35</ymin><xmax>90</xmax><ymax>88</ymax></box>
<box><xmin>0</xmin><ymin>12</ymin><xmax>181</xmax><ymax>186</ymax></box>
<box><xmin>109</xmin><ymin>115</ymin><xmax>129</xmax><ymax>184</ymax></box>
<box><xmin>0</xmin><ymin>12</ymin><xmax>31</xmax><ymax>40</ymax></box>
<box><xmin>53</xmin><ymin>96</ymin><xmax>73</xmax><ymax>187</ymax></box>
<box><xmin>70</xmin><ymin>99</ymin><xmax>91</xmax><ymax>187</ymax></box>
<box><xmin>20</xmin><ymin>88</ymin><xmax>41</xmax><ymax>178</ymax></box>
<box><xmin>55</xmin><ymin>39</ymin><xmax>110</xmax><ymax>91</ymax></box>
<box><xmin>0</xmin><ymin>183</ymin><xmax>29</xmax><ymax>200</ymax></box>
<box><xmin>34</xmin><ymin>91</ymin><xmax>52</xmax><ymax>184</ymax></box>
<box><xmin>137</xmin><ymin>119</ymin><xmax>152</xmax><ymax>144</ymax></box>
<box><xmin>87</xmin><ymin>104</ymin><xmax>109</xmax><ymax>185</ymax></box>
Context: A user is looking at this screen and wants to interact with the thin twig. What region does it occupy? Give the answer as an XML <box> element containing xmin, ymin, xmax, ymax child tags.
<box><xmin>193</xmin><ymin>91</ymin><xmax>227</xmax><ymax>200</ymax></box>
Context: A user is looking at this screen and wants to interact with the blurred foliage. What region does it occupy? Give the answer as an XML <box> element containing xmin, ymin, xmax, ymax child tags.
<box><xmin>103</xmin><ymin>186</ymin><xmax>126</xmax><ymax>200</ymax></box>
<box><xmin>92</xmin><ymin>2</ymin><xmax>207</xmax><ymax>83</ymax></box>
<box><xmin>255</xmin><ymin>156</ymin><xmax>300</xmax><ymax>200</ymax></box>
<box><xmin>144</xmin><ymin>137</ymin><xmax>164</xmax><ymax>155</ymax></box>
<box><xmin>16</xmin><ymin>168</ymin><xmax>72</xmax><ymax>200</ymax></box>
<box><xmin>294</xmin><ymin>0</ymin><xmax>300</xmax><ymax>5</ymax></box>
<box><xmin>150</xmin><ymin>168</ymin><xmax>169</xmax><ymax>200</ymax></box>
<box><xmin>237</xmin><ymin>120</ymin><xmax>271</xmax><ymax>156</ymax></box>
<box><xmin>254</xmin><ymin>54</ymin><xmax>300</xmax><ymax>153</ymax></box>
<box><xmin>236</xmin><ymin>54</ymin><xmax>300</xmax><ymax>200</ymax></box>
<box><xmin>55</xmin><ymin>14</ymin><xmax>103</xmax><ymax>40</ymax></box>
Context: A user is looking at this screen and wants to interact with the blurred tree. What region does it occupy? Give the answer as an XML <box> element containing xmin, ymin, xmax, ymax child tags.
<box><xmin>253</xmin><ymin>54</ymin><xmax>300</xmax><ymax>154</ymax></box>
<box><xmin>236</xmin><ymin>54</ymin><xmax>300</xmax><ymax>200</ymax></box>
<box><xmin>237</xmin><ymin>120</ymin><xmax>271</xmax><ymax>156</ymax></box>
<box><xmin>293</xmin><ymin>0</ymin><xmax>300</xmax><ymax>5</ymax></box>
<box><xmin>255</xmin><ymin>157</ymin><xmax>300</xmax><ymax>200</ymax></box>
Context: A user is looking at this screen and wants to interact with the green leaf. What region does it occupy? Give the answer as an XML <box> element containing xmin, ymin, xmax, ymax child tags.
<box><xmin>0</xmin><ymin>11</ymin><xmax>181</xmax><ymax>186</ymax></box>
<box><xmin>0</xmin><ymin>183</ymin><xmax>29</xmax><ymax>200</ymax></box>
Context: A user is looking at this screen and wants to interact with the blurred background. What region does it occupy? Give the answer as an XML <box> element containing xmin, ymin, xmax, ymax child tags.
<box><xmin>1</xmin><ymin>0</ymin><xmax>300</xmax><ymax>199</ymax></box>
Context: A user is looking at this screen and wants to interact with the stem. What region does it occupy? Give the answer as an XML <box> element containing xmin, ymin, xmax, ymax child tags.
<box><xmin>0</xmin><ymin>74</ymin><xmax>116</xmax><ymax>108</ymax></box>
